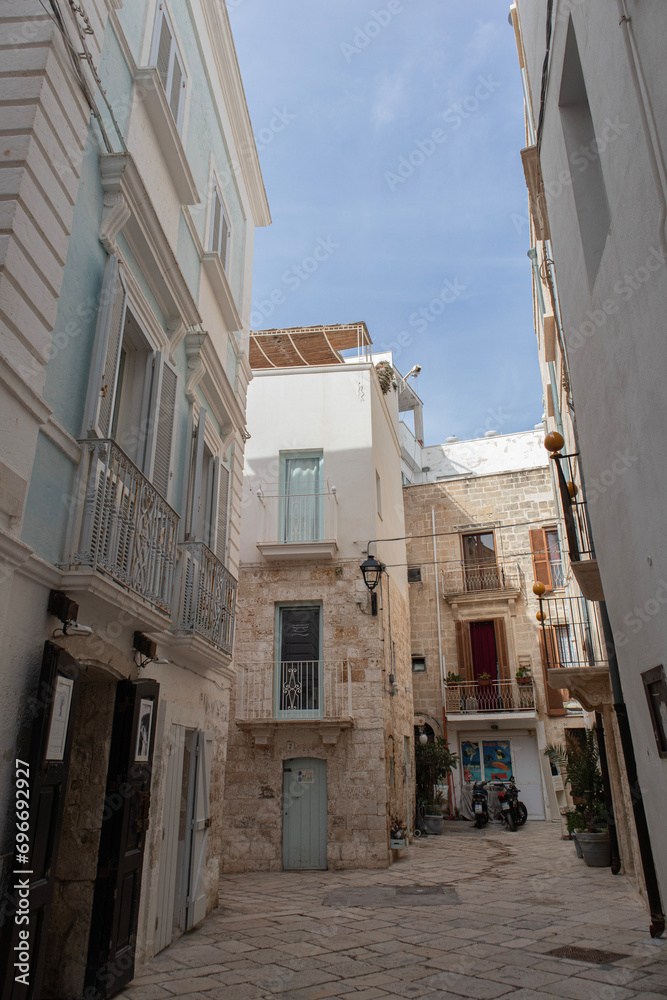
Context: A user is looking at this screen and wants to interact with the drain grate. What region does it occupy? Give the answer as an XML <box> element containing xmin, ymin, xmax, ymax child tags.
<box><xmin>396</xmin><ymin>884</ymin><xmax>447</xmax><ymax>896</ymax></box>
<box><xmin>547</xmin><ymin>945</ymin><xmax>629</xmax><ymax>965</ymax></box>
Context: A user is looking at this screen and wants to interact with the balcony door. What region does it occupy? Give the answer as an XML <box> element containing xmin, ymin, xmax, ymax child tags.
<box><xmin>462</xmin><ymin>531</ymin><xmax>498</xmax><ymax>591</ymax></box>
<box><xmin>280</xmin><ymin>452</ymin><xmax>323</xmax><ymax>542</ymax></box>
<box><xmin>277</xmin><ymin>605</ymin><xmax>322</xmax><ymax>719</ymax></box>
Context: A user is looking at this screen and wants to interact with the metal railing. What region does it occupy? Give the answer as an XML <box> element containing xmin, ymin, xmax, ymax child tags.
<box><xmin>176</xmin><ymin>541</ymin><xmax>237</xmax><ymax>656</ymax></box>
<box><xmin>440</xmin><ymin>560</ymin><xmax>521</xmax><ymax>595</ymax></box>
<box><xmin>551</xmin><ymin>453</ymin><xmax>594</xmax><ymax>561</ymax></box>
<box><xmin>236</xmin><ymin>660</ymin><xmax>352</xmax><ymax>720</ymax></box>
<box><xmin>444</xmin><ymin>679</ymin><xmax>535</xmax><ymax>714</ymax></box>
<box><xmin>67</xmin><ymin>439</ymin><xmax>179</xmax><ymax>614</ymax></box>
<box><xmin>540</xmin><ymin>595</ymin><xmax>608</xmax><ymax>669</ymax></box>
<box><xmin>256</xmin><ymin>483</ymin><xmax>338</xmax><ymax>545</ymax></box>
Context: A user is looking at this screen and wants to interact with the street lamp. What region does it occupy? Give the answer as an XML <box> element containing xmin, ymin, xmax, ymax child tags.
<box><xmin>360</xmin><ymin>555</ymin><xmax>383</xmax><ymax>615</ymax></box>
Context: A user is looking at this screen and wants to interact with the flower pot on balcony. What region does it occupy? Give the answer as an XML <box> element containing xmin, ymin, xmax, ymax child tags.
<box><xmin>423</xmin><ymin>814</ymin><xmax>444</xmax><ymax>835</ymax></box>
<box><xmin>576</xmin><ymin>831</ymin><xmax>611</xmax><ymax>868</ymax></box>
<box><xmin>477</xmin><ymin>674</ymin><xmax>492</xmax><ymax>687</ymax></box>
<box><xmin>517</xmin><ymin>676</ymin><xmax>532</xmax><ymax>686</ymax></box>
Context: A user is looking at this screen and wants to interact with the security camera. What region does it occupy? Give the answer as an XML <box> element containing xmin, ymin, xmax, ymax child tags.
<box><xmin>63</xmin><ymin>622</ymin><xmax>93</xmax><ymax>636</ymax></box>
<box><xmin>412</xmin><ymin>364</ymin><xmax>421</xmax><ymax>376</ymax></box>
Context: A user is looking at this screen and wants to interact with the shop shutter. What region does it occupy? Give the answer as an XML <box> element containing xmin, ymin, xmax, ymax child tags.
<box><xmin>82</xmin><ymin>255</ymin><xmax>126</xmax><ymax>438</ymax></box>
<box><xmin>529</xmin><ymin>528</ymin><xmax>552</xmax><ymax>590</ymax></box>
<box><xmin>152</xmin><ymin>358</ymin><xmax>177</xmax><ymax>500</ymax></box>
<box><xmin>538</xmin><ymin>627</ymin><xmax>566</xmax><ymax>716</ymax></box>
<box><xmin>455</xmin><ymin>620</ymin><xmax>473</xmax><ymax>681</ymax></box>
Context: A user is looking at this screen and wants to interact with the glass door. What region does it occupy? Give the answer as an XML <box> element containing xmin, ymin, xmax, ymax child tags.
<box><xmin>280</xmin><ymin>452</ymin><xmax>323</xmax><ymax>542</ymax></box>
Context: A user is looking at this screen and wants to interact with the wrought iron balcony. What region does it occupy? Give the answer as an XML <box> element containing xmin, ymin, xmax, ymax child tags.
<box><xmin>444</xmin><ymin>678</ymin><xmax>535</xmax><ymax>716</ymax></box>
<box><xmin>255</xmin><ymin>483</ymin><xmax>338</xmax><ymax>559</ymax></box>
<box><xmin>551</xmin><ymin>453</ymin><xmax>604</xmax><ymax>601</ymax></box>
<box><xmin>236</xmin><ymin>660</ymin><xmax>353</xmax><ymax>744</ymax></box>
<box><xmin>440</xmin><ymin>560</ymin><xmax>521</xmax><ymax>598</ymax></box>
<box><xmin>176</xmin><ymin>541</ymin><xmax>237</xmax><ymax>656</ymax></box>
<box><xmin>64</xmin><ymin>438</ymin><xmax>179</xmax><ymax>614</ymax></box>
<box><xmin>539</xmin><ymin>595</ymin><xmax>611</xmax><ymax>711</ymax></box>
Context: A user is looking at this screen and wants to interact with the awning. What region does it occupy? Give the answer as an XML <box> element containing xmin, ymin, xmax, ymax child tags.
<box><xmin>249</xmin><ymin>323</ymin><xmax>372</xmax><ymax>369</ymax></box>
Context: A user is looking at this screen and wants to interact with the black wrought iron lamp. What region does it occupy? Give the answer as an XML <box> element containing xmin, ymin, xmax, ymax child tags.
<box><xmin>360</xmin><ymin>555</ymin><xmax>383</xmax><ymax>615</ymax></box>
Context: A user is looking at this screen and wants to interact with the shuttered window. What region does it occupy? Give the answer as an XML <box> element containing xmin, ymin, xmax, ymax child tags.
<box><xmin>215</xmin><ymin>460</ymin><xmax>230</xmax><ymax>562</ymax></box>
<box><xmin>152</xmin><ymin>359</ymin><xmax>177</xmax><ymax>500</ymax></box>
<box><xmin>82</xmin><ymin>255</ymin><xmax>127</xmax><ymax>439</ymax></box>
<box><xmin>530</xmin><ymin>527</ymin><xmax>564</xmax><ymax>591</ymax></box>
<box><xmin>209</xmin><ymin>183</ymin><xmax>230</xmax><ymax>273</ymax></box>
<box><xmin>454</xmin><ymin>620</ymin><xmax>474</xmax><ymax>682</ymax></box>
<box><xmin>153</xmin><ymin>4</ymin><xmax>187</xmax><ymax>132</ymax></box>
<box><xmin>493</xmin><ymin>618</ymin><xmax>511</xmax><ymax>682</ymax></box>
<box><xmin>538</xmin><ymin>627</ymin><xmax>567</xmax><ymax>716</ymax></box>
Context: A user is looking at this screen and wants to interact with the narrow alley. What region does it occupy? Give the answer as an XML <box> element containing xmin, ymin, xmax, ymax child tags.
<box><xmin>121</xmin><ymin>824</ymin><xmax>667</xmax><ymax>1000</ymax></box>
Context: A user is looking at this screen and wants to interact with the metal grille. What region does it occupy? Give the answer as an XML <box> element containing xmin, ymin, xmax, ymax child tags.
<box><xmin>440</xmin><ymin>559</ymin><xmax>521</xmax><ymax>595</ymax></box>
<box><xmin>236</xmin><ymin>660</ymin><xmax>352</xmax><ymax>721</ymax></box>
<box><xmin>540</xmin><ymin>595</ymin><xmax>608</xmax><ymax>669</ymax></box>
<box><xmin>177</xmin><ymin>540</ymin><xmax>237</xmax><ymax>656</ymax></box>
<box><xmin>445</xmin><ymin>679</ymin><xmax>535</xmax><ymax>714</ymax></box>
<box><xmin>547</xmin><ymin>946</ymin><xmax>628</xmax><ymax>964</ymax></box>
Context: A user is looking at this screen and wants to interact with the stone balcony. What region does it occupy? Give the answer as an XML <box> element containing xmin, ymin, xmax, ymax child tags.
<box><xmin>440</xmin><ymin>560</ymin><xmax>522</xmax><ymax>604</ymax></box>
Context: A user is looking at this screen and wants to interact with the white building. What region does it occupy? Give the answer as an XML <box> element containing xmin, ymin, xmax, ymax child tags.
<box><xmin>510</xmin><ymin>1</ymin><xmax>666</xmax><ymax>934</ymax></box>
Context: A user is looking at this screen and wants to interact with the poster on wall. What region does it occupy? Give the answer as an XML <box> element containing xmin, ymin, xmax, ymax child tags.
<box><xmin>483</xmin><ymin>740</ymin><xmax>512</xmax><ymax>780</ymax></box>
<box><xmin>461</xmin><ymin>741</ymin><xmax>482</xmax><ymax>782</ymax></box>
<box><xmin>135</xmin><ymin>698</ymin><xmax>154</xmax><ymax>762</ymax></box>
<box><xmin>44</xmin><ymin>675</ymin><xmax>74</xmax><ymax>761</ymax></box>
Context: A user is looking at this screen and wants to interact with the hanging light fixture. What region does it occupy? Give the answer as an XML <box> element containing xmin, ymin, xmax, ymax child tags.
<box><xmin>360</xmin><ymin>555</ymin><xmax>383</xmax><ymax>615</ymax></box>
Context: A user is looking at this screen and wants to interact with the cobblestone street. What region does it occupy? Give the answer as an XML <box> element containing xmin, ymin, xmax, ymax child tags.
<box><xmin>123</xmin><ymin>823</ymin><xmax>667</xmax><ymax>1000</ymax></box>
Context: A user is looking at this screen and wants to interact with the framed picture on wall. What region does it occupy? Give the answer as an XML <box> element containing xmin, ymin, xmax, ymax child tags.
<box><xmin>135</xmin><ymin>698</ymin><xmax>154</xmax><ymax>762</ymax></box>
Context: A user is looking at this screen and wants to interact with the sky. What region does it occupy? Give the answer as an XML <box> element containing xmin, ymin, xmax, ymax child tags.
<box><xmin>227</xmin><ymin>0</ymin><xmax>544</xmax><ymax>445</ymax></box>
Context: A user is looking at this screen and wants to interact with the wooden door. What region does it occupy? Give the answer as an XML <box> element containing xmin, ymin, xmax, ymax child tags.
<box><xmin>0</xmin><ymin>643</ymin><xmax>80</xmax><ymax>1000</ymax></box>
<box><xmin>183</xmin><ymin>730</ymin><xmax>213</xmax><ymax>930</ymax></box>
<box><xmin>85</xmin><ymin>679</ymin><xmax>159</xmax><ymax>999</ymax></box>
<box><xmin>282</xmin><ymin>758</ymin><xmax>327</xmax><ymax>870</ymax></box>
<box><xmin>155</xmin><ymin>724</ymin><xmax>186</xmax><ymax>953</ymax></box>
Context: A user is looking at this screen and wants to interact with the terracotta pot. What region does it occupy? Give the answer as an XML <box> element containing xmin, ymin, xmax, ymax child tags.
<box><xmin>477</xmin><ymin>676</ymin><xmax>492</xmax><ymax>687</ymax></box>
<box><xmin>517</xmin><ymin>676</ymin><xmax>532</xmax><ymax>685</ymax></box>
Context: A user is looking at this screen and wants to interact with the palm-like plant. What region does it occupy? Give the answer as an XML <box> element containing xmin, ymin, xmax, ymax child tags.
<box><xmin>415</xmin><ymin>738</ymin><xmax>459</xmax><ymax>810</ymax></box>
<box><xmin>545</xmin><ymin>731</ymin><xmax>606</xmax><ymax>832</ymax></box>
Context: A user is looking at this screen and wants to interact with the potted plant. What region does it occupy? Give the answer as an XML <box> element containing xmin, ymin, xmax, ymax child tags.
<box><xmin>516</xmin><ymin>667</ymin><xmax>532</xmax><ymax>685</ymax></box>
<box><xmin>563</xmin><ymin>808</ymin><xmax>587</xmax><ymax>857</ymax></box>
<box><xmin>446</xmin><ymin>671</ymin><xmax>462</xmax><ymax>684</ymax></box>
<box><xmin>415</xmin><ymin>737</ymin><xmax>459</xmax><ymax>835</ymax></box>
<box><xmin>375</xmin><ymin>360</ymin><xmax>396</xmax><ymax>394</ymax></box>
<box><xmin>545</xmin><ymin>732</ymin><xmax>610</xmax><ymax>867</ymax></box>
<box><xmin>477</xmin><ymin>672</ymin><xmax>492</xmax><ymax>687</ymax></box>
<box><xmin>390</xmin><ymin>817</ymin><xmax>408</xmax><ymax>849</ymax></box>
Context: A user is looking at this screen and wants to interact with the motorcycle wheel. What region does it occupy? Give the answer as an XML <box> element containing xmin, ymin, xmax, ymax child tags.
<box><xmin>475</xmin><ymin>816</ymin><xmax>484</xmax><ymax>829</ymax></box>
<box><xmin>516</xmin><ymin>802</ymin><xmax>528</xmax><ymax>826</ymax></box>
<box><xmin>504</xmin><ymin>810</ymin><xmax>517</xmax><ymax>831</ymax></box>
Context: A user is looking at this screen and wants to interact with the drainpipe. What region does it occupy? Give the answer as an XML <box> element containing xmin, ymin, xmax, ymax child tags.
<box><xmin>431</xmin><ymin>509</ymin><xmax>446</xmax><ymax>725</ymax></box>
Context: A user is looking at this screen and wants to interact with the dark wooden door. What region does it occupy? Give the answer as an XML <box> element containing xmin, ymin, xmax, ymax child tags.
<box><xmin>279</xmin><ymin>606</ymin><xmax>320</xmax><ymax>713</ymax></box>
<box><xmin>85</xmin><ymin>679</ymin><xmax>159</xmax><ymax>999</ymax></box>
<box><xmin>0</xmin><ymin>642</ymin><xmax>80</xmax><ymax>1000</ymax></box>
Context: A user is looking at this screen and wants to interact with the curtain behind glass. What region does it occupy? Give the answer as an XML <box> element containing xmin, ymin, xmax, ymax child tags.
<box><xmin>282</xmin><ymin>457</ymin><xmax>322</xmax><ymax>541</ymax></box>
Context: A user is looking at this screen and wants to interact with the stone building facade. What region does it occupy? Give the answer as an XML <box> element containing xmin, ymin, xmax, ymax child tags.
<box><xmin>221</xmin><ymin>331</ymin><xmax>416</xmax><ymax>871</ymax></box>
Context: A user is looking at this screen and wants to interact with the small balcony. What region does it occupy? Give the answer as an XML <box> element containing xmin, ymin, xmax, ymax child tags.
<box><xmin>256</xmin><ymin>483</ymin><xmax>338</xmax><ymax>560</ymax></box>
<box><xmin>540</xmin><ymin>595</ymin><xmax>611</xmax><ymax>711</ymax></box>
<box><xmin>62</xmin><ymin>438</ymin><xmax>179</xmax><ymax>618</ymax></box>
<box><xmin>236</xmin><ymin>659</ymin><xmax>353</xmax><ymax>744</ymax></box>
<box><xmin>440</xmin><ymin>560</ymin><xmax>522</xmax><ymax>602</ymax></box>
<box><xmin>552</xmin><ymin>453</ymin><xmax>604</xmax><ymax>601</ymax></box>
<box><xmin>174</xmin><ymin>541</ymin><xmax>237</xmax><ymax>658</ymax></box>
<box><xmin>444</xmin><ymin>679</ymin><xmax>536</xmax><ymax>718</ymax></box>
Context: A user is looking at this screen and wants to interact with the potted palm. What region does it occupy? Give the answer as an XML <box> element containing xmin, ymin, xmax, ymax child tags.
<box><xmin>545</xmin><ymin>732</ymin><xmax>610</xmax><ymax>867</ymax></box>
<box><xmin>415</xmin><ymin>738</ymin><xmax>459</xmax><ymax>835</ymax></box>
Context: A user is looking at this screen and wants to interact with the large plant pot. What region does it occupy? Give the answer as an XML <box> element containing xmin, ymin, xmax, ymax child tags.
<box><xmin>423</xmin><ymin>814</ymin><xmax>444</xmax><ymax>835</ymax></box>
<box><xmin>577</xmin><ymin>831</ymin><xmax>611</xmax><ymax>867</ymax></box>
<box><xmin>573</xmin><ymin>834</ymin><xmax>584</xmax><ymax>859</ymax></box>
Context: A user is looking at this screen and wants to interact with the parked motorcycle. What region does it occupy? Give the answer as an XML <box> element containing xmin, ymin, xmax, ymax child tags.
<box><xmin>496</xmin><ymin>776</ymin><xmax>527</xmax><ymax>831</ymax></box>
<box><xmin>471</xmin><ymin>780</ymin><xmax>490</xmax><ymax>828</ymax></box>
<box><xmin>496</xmin><ymin>785</ymin><xmax>517</xmax><ymax>830</ymax></box>
<box><xmin>506</xmin><ymin>776</ymin><xmax>528</xmax><ymax>826</ymax></box>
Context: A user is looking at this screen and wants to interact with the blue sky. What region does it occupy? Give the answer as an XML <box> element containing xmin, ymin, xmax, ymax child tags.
<box><xmin>227</xmin><ymin>0</ymin><xmax>543</xmax><ymax>444</ymax></box>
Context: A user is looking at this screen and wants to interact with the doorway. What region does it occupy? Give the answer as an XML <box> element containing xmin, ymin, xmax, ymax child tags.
<box><xmin>282</xmin><ymin>758</ymin><xmax>327</xmax><ymax>870</ymax></box>
<box><xmin>470</xmin><ymin>621</ymin><xmax>498</xmax><ymax>681</ymax></box>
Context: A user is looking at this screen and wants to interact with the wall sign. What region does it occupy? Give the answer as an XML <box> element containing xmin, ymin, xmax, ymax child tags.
<box><xmin>135</xmin><ymin>698</ymin><xmax>154</xmax><ymax>761</ymax></box>
<box><xmin>44</xmin><ymin>675</ymin><xmax>74</xmax><ymax>761</ymax></box>
<box><xmin>297</xmin><ymin>769</ymin><xmax>314</xmax><ymax>783</ymax></box>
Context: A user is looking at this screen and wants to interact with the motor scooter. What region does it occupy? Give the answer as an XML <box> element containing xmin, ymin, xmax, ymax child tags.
<box><xmin>471</xmin><ymin>780</ymin><xmax>489</xmax><ymax>828</ymax></box>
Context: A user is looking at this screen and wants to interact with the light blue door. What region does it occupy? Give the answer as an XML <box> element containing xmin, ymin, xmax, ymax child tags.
<box><xmin>282</xmin><ymin>758</ymin><xmax>327</xmax><ymax>870</ymax></box>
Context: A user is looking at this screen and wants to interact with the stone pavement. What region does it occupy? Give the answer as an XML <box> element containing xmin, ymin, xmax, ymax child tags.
<box><xmin>122</xmin><ymin>822</ymin><xmax>667</xmax><ymax>999</ymax></box>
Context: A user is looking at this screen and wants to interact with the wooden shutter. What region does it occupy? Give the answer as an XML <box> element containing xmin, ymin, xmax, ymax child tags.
<box><xmin>152</xmin><ymin>357</ymin><xmax>177</xmax><ymax>500</ymax></box>
<box><xmin>156</xmin><ymin>9</ymin><xmax>172</xmax><ymax>91</ymax></box>
<box><xmin>154</xmin><ymin>6</ymin><xmax>186</xmax><ymax>130</ymax></box>
<box><xmin>184</xmin><ymin>730</ymin><xmax>213</xmax><ymax>930</ymax></box>
<box><xmin>529</xmin><ymin>528</ymin><xmax>552</xmax><ymax>590</ymax></box>
<box><xmin>538</xmin><ymin>627</ymin><xmax>566</xmax><ymax>716</ymax></box>
<box><xmin>82</xmin><ymin>255</ymin><xmax>126</xmax><ymax>438</ymax></box>
<box><xmin>494</xmin><ymin>618</ymin><xmax>510</xmax><ymax>682</ymax></box>
<box><xmin>188</xmin><ymin>408</ymin><xmax>207</xmax><ymax>538</ymax></box>
<box><xmin>455</xmin><ymin>620</ymin><xmax>474</xmax><ymax>681</ymax></box>
<box><xmin>214</xmin><ymin>459</ymin><xmax>230</xmax><ymax>562</ymax></box>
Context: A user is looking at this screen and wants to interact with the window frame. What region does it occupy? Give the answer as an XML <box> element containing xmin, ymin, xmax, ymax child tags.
<box><xmin>274</xmin><ymin>601</ymin><xmax>323</xmax><ymax>720</ymax></box>
<box><xmin>642</xmin><ymin>666</ymin><xmax>667</xmax><ymax>759</ymax></box>
<box><xmin>207</xmin><ymin>176</ymin><xmax>232</xmax><ymax>274</ymax></box>
<box><xmin>411</xmin><ymin>656</ymin><xmax>426</xmax><ymax>673</ymax></box>
<box><xmin>150</xmin><ymin>1</ymin><xmax>188</xmax><ymax>134</ymax></box>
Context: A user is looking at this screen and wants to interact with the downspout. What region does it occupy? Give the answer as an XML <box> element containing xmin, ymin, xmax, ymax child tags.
<box><xmin>431</xmin><ymin>509</ymin><xmax>446</xmax><ymax>726</ymax></box>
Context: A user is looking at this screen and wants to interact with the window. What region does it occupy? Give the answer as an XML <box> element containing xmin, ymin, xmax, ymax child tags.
<box><xmin>276</xmin><ymin>604</ymin><xmax>322</xmax><ymax>718</ymax></box>
<box><xmin>461</xmin><ymin>532</ymin><xmax>498</xmax><ymax>591</ymax></box>
<box><xmin>376</xmin><ymin>471</ymin><xmax>382</xmax><ymax>517</ymax></box>
<box><xmin>529</xmin><ymin>527</ymin><xmax>564</xmax><ymax>591</ymax></box>
<box><xmin>208</xmin><ymin>181</ymin><xmax>231</xmax><ymax>273</ymax></box>
<box><xmin>407</xmin><ymin>567</ymin><xmax>422</xmax><ymax>583</ymax></box>
<box><xmin>642</xmin><ymin>666</ymin><xmax>667</xmax><ymax>758</ymax></box>
<box><xmin>280</xmin><ymin>451</ymin><xmax>323</xmax><ymax>542</ymax></box>
<box><xmin>187</xmin><ymin>408</ymin><xmax>230</xmax><ymax>560</ymax></box>
<box><xmin>411</xmin><ymin>656</ymin><xmax>426</xmax><ymax>673</ymax></box>
<box><xmin>152</xmin><ymin>3</ymin><xmax>187</xmax><ymax>132</ymax></box>
<box><xmin>558</xmin><ymin>18</ymin><xmax>611</xmax><ymax>285</ymax></box>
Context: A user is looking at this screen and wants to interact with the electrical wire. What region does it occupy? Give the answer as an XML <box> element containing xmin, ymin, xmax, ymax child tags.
<box><xmin>536</xmin><ymin>0</ymin><xmax>554</xmax><ymax>152</ymax></box>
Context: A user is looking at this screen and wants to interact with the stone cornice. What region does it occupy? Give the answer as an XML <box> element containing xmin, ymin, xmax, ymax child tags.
<box><xmin>184</xmin><ymin>332</ymin><xmax>247</xmax><ymax>439</ymax></box>
<box><xmin>548</xmin><ymin>666</ymin><xmax>612</xmax><ymax>712</ymax></box>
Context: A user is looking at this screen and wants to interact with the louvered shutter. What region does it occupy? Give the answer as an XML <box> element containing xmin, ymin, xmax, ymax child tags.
<box><xmin>538</xmin><ymin>627</ymin><xmax>566</xmax><ymax>716</ymax></box>
<box><xmin>152</xmin><ymin>358</ymin><xmax>177</xmax><ymax>500</ymax></box>
<box><xmin>215</xmin><ymin>460</ymin><xmax>230</xmax><ymax>562</ymax></box>
<box><xmin>188</xmin><ymin>409</ymin><xmax>207</xmax><ymax>538</ymax></box>
<box><xmin>455</xmin><ymin>620</ymin><xmax>474</xmax><ymax>682</ymax></box>
<box><xmin>219</xmin><ymin>210</ymin><xmax>229</xmax><ymax>272</ymax></box>
<box><xmin>493</xmin><ymin>618</ymin><xmax>510</xmax><ymax>682</ymax></box>
<box><xmin>169</xmin><ymin>50</ymin><xmax>185</xmax><ymax>128</ymax></box>
<box><xmin>156</xmin><ymin>11</ymin><xmax>172</xmax><ymax>92</ymax></box>
<box><xmin>529</xmin><ymin>528</ymin><xmax>552</xmax><ymax>590</ymax></box>
<box><xmin>82</xmin><ymin>255</ymin><xmax>126</xmax><ymax>438</ymax></box>
<box><xmin>184</xmin><ymin>731</ymin><xmax>213</xmax><ymax>930</ymax></box>
<box><xmin>211</xmin><ymin>192</ymin><xmax>222</xmax><ymax>253</ymax></box>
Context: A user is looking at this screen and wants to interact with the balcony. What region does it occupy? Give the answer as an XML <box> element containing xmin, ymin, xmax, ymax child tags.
<box><xmin>256</xmin><ymin>483</ymin><xmax>338</xmax><ymax>560</ymax></box>
<box><xmin>236</xmin><ymin>659</ymin><xmax>353</xmax><ymax>744</ymax></box>
<box><xmin>444</xmin><ymin>679</ymin><xmax>536</xmax><ymax>718</ymax></box>
<box><xmin>173</xmin><ymin>541</ymin><xmax>237</xmax><ymax>659</ymax></box>
<box><xmin>62</xmin><ymin>439</ymin><xmax>179</xmax><ymax>619</ymax></box>
<box><xmin>540</xmin><ymin>595</ymin><xmax>611</xmax><ymax>711</ymax></box>
<box><xmin>440</xmin><ymin>560</ymin><xmax>522</xmax><ymax>602</ymax></box>
<box><xmin>552</xmin><ymin>453</ymin><xmax>605</xmax><ymax>601</ymax></box>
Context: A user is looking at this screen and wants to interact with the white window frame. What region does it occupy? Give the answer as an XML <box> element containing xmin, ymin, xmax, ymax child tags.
<box><xmin>150</xmin><ymin>2</ymin><xmax>188</xmax><ymax>134</ymax></box>
<box><xmin>207</xmin><ymin>175</ymin><xmax>232</xmax><ymax>274</ymax></box>
<box><xmin>186</xmin><ymin>405</ymin><xmax>231</xmax><ymax>559</ymax></box>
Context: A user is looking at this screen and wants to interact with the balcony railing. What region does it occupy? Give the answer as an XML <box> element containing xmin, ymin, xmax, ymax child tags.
<box><xmin>256</xmin><ymin>483</ymin><xmax>338</xmax><ymax>550</ymax></box>
<box><xmin>236</xmin><ymin>660</ymin><xmax>352</xmax><ymax>721</ymax></box>
<box><xmin>550</xmin><ymin>453</ymin><xmax>604</xmax><ymax>601</ymax></box>
<box><xmin>176</xmin><ymin>541</ymin><xmax>237</xmax><ymax>656</ymax></box>
<box><xmin>445</xmin><ymin>679</ymin><xmax>535</xmax><ymax>715</ymax></box>
<box><xmin>540</xmin><ymin>596</ymin><xmax>608</xmax><ymax>669</ymax></box>
<box><xmin>66</xmin><ymin>439</ymin><xmax>179</xmax><ymax>614</ymax></box>
<box><xmin>440</xmin><ymin>560</ymin><xmax>521</xmax><ymax>596</ymax></box>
